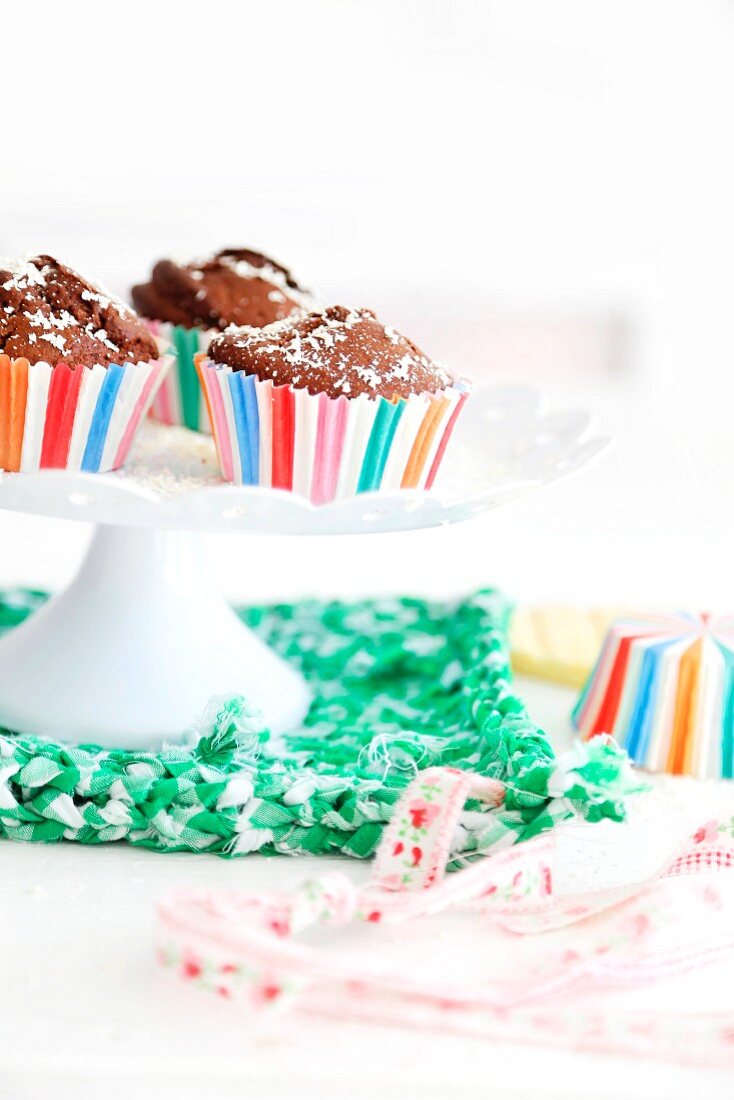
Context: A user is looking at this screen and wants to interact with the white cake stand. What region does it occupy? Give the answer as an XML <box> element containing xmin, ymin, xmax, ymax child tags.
<box><xmin>0</xmin><ymin>385</ymin><xmax>609</xmax><ymax>749</ymax></box>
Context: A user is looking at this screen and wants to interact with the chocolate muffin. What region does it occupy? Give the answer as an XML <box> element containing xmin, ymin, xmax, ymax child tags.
<box><xmin>0</xmin><ymin>256</ymin><xmax>167</xmax><ymax>475</ymax></box>
<box><xmin>209</xmin><ymin>305</ymin><xmax>453</xmax><ymax>400</ymax></box>
<box><xmin>132</xmin><ymin>248</ymin><xmax>315</xmax><ymax>433</ymax></box>
<box><xmin>131</xmin><ymin>248</ymin><xmax>314</xmax><ymax>331</ymax></box>
<box><xmin>0</xmin><ymin>255</ymin><xmax>158</xmax><ymax>367</ymax></box>
<box><xmin>200</xmin><ymin>305</ymin><xmax>468</xmax><ymax>499</ymax></box>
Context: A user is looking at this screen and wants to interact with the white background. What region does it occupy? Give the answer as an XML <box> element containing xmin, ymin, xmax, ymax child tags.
<box><xmin>2</xmin><ymin>0</ymin><xmax>734</xmax><ymax>608</ymax></box>
<box><xmin>2</xmin><ymin>3</ymin><xmax>734</xmax><ymax>1097</ymax></box>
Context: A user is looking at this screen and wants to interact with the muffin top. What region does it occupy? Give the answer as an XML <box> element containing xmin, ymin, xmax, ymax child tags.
<box><xmin>0</xmin><ymin>255</ymin><xmax>158</xmax><ymax>367</ymax></box>
<box><xmin>209</xmin><ymin>305</ymin><xmax>454</xmax><ymax>400</ymax></box>
<box><xmin>131</xmin><ymin>248</ymin><xmax>314</xmax><ymax>332</ymax></box>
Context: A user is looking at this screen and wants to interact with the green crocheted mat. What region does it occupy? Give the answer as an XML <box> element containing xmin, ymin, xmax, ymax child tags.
<box><xmin>0</xmin><ymin>588</ymin><xmax>633</xmax><ymax>859</ymax></box>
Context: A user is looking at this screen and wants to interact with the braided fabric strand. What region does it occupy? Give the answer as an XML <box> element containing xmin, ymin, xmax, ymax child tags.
<box><xmin>0</xmin><ymin>588</ymin><xmax>635</xmax><ymax>859</ymax></box>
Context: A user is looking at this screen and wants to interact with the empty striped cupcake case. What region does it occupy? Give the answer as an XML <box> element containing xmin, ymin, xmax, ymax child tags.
<box><xmin>573</xmin><ymin>612</ymin><xmax>734</xmax><ymax>779</ymax></box>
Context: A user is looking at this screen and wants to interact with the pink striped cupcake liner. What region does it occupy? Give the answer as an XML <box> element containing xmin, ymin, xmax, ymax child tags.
<box><xmin>0</xmin><ymin>350</ymin><xmax>171</xmax><ymax>474</ymax></box>
<box><xmin>196</xmin><ymin>355</ymin><xmax>469</xmax><ymax>502</ymax></box>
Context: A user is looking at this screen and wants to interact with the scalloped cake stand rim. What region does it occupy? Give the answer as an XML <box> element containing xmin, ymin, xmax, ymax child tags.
<box><xmin>0</xmin><ymin>384</ymin><xmax>613</xmax><ymax>536</ymax></box>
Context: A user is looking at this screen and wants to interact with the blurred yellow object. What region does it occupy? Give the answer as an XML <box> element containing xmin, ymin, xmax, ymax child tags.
<box><xmin>510</xmin><ymin>605</ymin><xmax>631</xmax><ymax>688</ymax></box>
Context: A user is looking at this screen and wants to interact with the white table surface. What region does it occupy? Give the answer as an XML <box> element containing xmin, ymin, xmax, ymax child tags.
<box><xmin>2</xmin><ymin>673</ymin><xmax>733</xmax><ymax>1100</ymax></box>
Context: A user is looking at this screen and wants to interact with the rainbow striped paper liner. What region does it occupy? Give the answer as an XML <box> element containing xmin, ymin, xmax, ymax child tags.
<box><xmin>197</xmin><ymin>356</ymin><xmax>469</xmax><ymax>502</ymax></box>
<box><xmin>0</xmin><ymin>352</ymin><xmax>171</xmax><ymax>474</ymax></box>
<box><xmin>144</xmin><ymin>321</ymin><xmax>215</xmax><ymax>434</ymax></box>
<box><xmin>572</xmin><ymin>612</ymin><xmax>734</xmax><ymax>780</ymax></box>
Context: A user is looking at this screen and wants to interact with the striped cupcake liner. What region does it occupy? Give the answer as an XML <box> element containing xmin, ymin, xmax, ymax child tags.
<box><xmin>573</xmin><ymin>612</ymin><xmax>734</xmax><ymax>779</ymax></box>
<box><xmin>0</xmin><ymin>353</ymin><xmax>171</xmax><ymax>474</ymax></box>
<box><xmin>144</xmin><ymin>321</ymin><xmax>215</xmax><ymax>433</ymax></box>
<box><xmin>197</xmin><ymin>356</ymin><xmax>469</xmax><ymax>502</ymax></box>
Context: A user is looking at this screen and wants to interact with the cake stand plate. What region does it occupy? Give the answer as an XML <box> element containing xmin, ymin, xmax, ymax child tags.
<box><xmin>0</xmin><ymin>385</ymin><xmax>610</xmax><ymax>748</ymax></box>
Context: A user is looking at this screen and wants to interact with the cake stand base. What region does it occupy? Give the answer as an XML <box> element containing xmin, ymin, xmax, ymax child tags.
<box><xmin>0</xmin><ymin>526</ymin><xmax>312</xmax><ymax>749</ymax></box>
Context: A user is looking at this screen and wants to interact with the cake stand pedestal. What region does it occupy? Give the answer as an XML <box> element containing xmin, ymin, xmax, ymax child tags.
<box><xmin>0</xmin><ymin>385</ymin><xmax>609</xmax><ymax>749</ymax></box>
<box><xmin>0</xmin><ymin>526</ymin><xmax>310</xmax><ymax>747</ymax></box>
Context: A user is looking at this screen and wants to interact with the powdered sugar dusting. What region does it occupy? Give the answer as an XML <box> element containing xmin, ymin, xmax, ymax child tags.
<box><xmin>39</xmin><ymin>332</ymin><xmax>67</xmax><ymax>351</ymax></box>
<box><xmin>212</xmin><ymin>306</ymin><xmax>453</xmax><ymax>400</ymax></box>
<box><xmin>0</xmin><ymin>258</ymin><xmax>47</xmax><ymax>292</ymax></box>
<box><xmin>204</xmin><ymin>252</ymin><xmax>314</xmax><ymax>312</ymax></box>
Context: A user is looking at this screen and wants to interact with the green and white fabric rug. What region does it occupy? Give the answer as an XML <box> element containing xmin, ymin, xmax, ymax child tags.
<box><xmin>0</xmin><ymin>588</ymin><xmax>635</xmax><ymax>859</ymax></box>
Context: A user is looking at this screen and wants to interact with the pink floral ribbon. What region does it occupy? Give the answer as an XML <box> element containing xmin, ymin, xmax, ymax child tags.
<box><xmin>157</xmin><ymin>767</ymin><xmax>734</xmax><ymax>1066</ymax></box>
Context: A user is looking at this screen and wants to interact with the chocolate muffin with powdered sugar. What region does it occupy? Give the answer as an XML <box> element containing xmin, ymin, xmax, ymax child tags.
<box><xmin>201</xmin><ymin>305</ymin><xmax>468</xmax><ymax>499</ymax></box>
<box><xmin>0</xmin><ymin>256</ymin><xmax>166</xmax><ymax>475</ymax></box>
<box><xmin>132</xmin><ymin>248</ymin><xmax>315</xmax><ymax>332</ymax></box>
<box><xmin>0</xmin><ymin>255</ymin><xmax>158</xmax><ymax>367</ymax></box>
<box><xmin>131</xmin><ymin>248</ymin><xmax>316</xmax><ymax>433</ymax></box>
